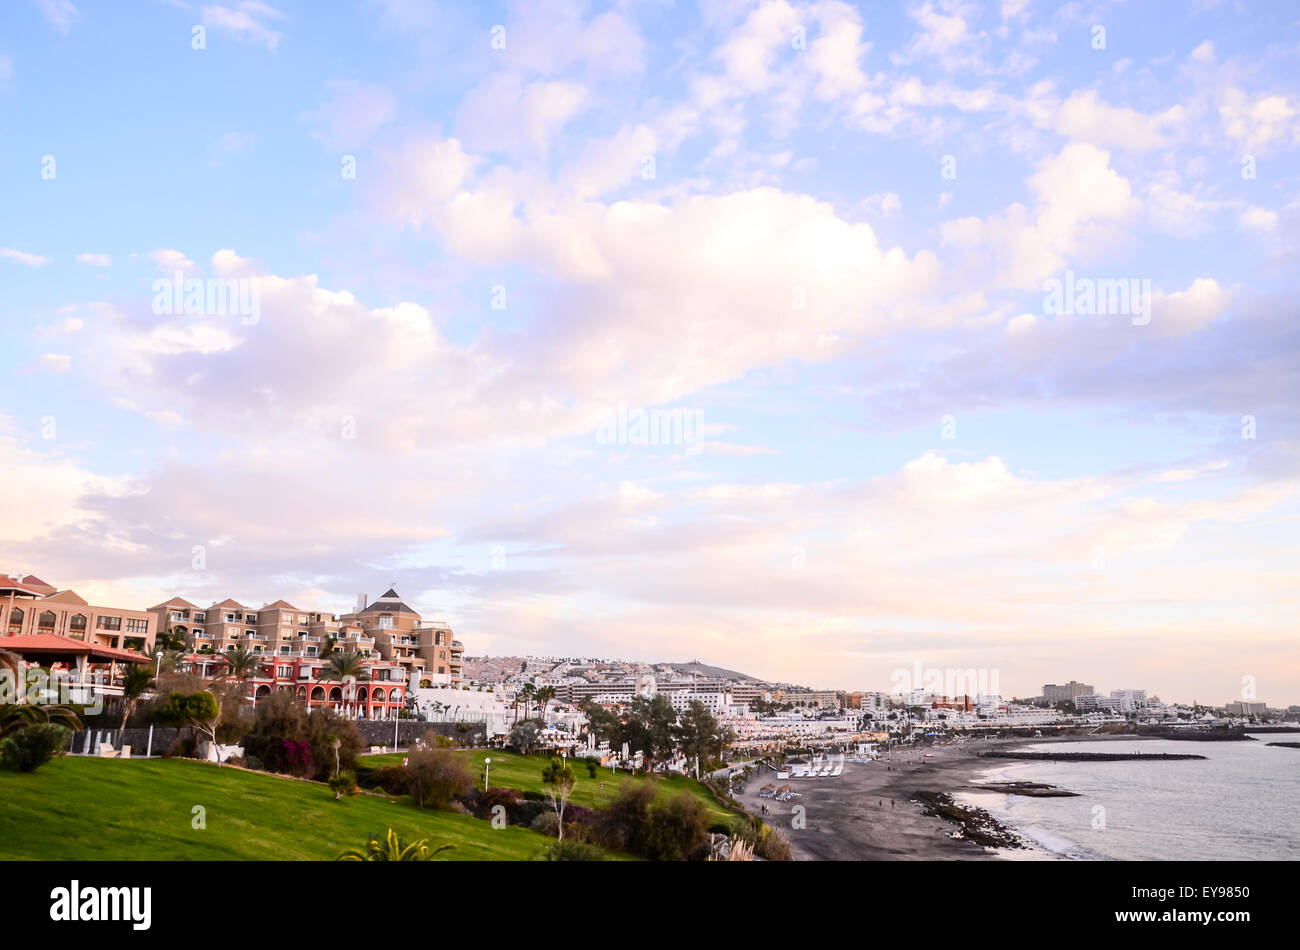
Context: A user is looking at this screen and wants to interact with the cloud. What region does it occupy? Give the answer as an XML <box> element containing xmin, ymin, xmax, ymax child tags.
<box><xmin>940</xmin><ymin>143</ymin><xmax>1138</xmax><ymax>289</ymax></box>
<box><xmin>1054</xmin><ymin>90</ymin><xmax>1186</xmax><ymax>150</ymax></box>
<box><xmin>149</xmin><ymin>248</ymin><xmax>196</xmax><ymax>273</ymax></box>
<box><xmin>34</xmin><ymin>0</ymin><xmax>79</xmax><ymax>34</ymax></box>
<box><xmin>1238</xmin><ymin>206</ymin><xmax>1279</xmax><ymax>233</ymax></box>
<box><xmin>0</xmin><ymin>247</ymin><xmax>50</xmax><ymax>267</ymax></box>
<box><xmin>455</xmin><ymin>75</ymin><xmax>588</xmax><ymax>157</ymax></box>
<box><xmin>201</xmin><ymin>2</ymin><xmax>284</xmax><ymax>51</ymax></box>
<box><xmin>300</xmin><ymin>81</ymin><xmax>395</xmax><ymax>150</ymax></box>
<box><xmin>1218</xmin><ymin>88</ymin><xmax>1299</xmax><ymax>154</ymax></box>
<box><xmin>39</xmin><ymin>353</ymin><xmax>71</xmax><ymax>372</ymax></box>
<box><xmin>75</xmin><ymin>252</ymin><xmax>112</xmax><ymax>267</ymax></box>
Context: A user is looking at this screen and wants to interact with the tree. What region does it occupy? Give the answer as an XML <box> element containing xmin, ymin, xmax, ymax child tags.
<box><xmin>535</xmin><ymin>685</ymin><xmax>557</xmax><ymax>720</ymax></box>
<box><xmin>156</xmin><ymin>626</ymin><xmax>188</xmax><ymax>653</ymax></box>
<box><xmin>221</xmin><ymin>647</ymin><xmax>264</xmax><ymax>703</ymax></box>
<box><xmin>508</xmin><ymin>720</ymin><xmax>539</xmax><ymax>753</ymax></box>
<box><xmin>336</xmin><ymin>828</ymin><xmax>453</xmax><ymax>861</ymax></box>
<box><xmin>0</xmin><ymin>703</ymin><xmax>81</xmax><ymax>741</ymax></box>
<box><xmin>541</xmin><ymin>756</ymin><xmax>576</xmax><ymax>840</ymax></box>
<box><xmin>621</xmin><ymin>695</ymin><xmax>677</xmax><ymax>773</ymax></box>
<box><xmin>518</xmin><ymin>682</ymin><xmax>537</xmax><ymax>720</ymax></box>
<box><xmin>119</xmin><ymin>665</ymin><xmax>155</xmax><ymax>731</ymax></box>
<box><xmin>581</xmin><ymin>701</ymin><xmax>623</xmax><ymax>747</ymax></box>
<box><xmin>153</xmin><ymin>690</ymin><xmax>222</xmax><ymax>763</ymax></box>
<box><xmin>673</xmin><ymin>701</ymin><xmax>729</xmax><ymax>769</ymax></box>
<box><xmin>320</xmin><ymin>653</ymin><xmax>369</xmax><ymax>715</ymax></box>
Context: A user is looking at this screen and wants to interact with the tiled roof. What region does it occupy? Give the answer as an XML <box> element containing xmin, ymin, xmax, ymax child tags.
<box><xmin>0</xmin><ymin>634</ymin><xmax>150</xmax><ymax>664</ymax></box>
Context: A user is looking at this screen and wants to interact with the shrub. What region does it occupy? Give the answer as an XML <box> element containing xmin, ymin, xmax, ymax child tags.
<box><xmin>597</xmin><ymin>782</ymin><xmax>657</xmax><ymax>854</ymax></box>
<box><xmin>472</xmin><ymin>786</ymin><xmax>523</xmax><ymax>821</ymax></box>
<box><xmin>531</xmin><ymin>811</ymin><xmax>561</xmax><ymax>837</ymax></box>
<box><xmin>585</xmin><ymin>758</ymin><xmax>600</xmax><ymax>778</ymax></box>
<box><xmin>407</xmin><ymin>748</ymin><xmax>473</xmax><ymax>809</ymax></box>
<box><xmin>545</xmin><ymin>839</ymin><xmax>605</xmax><ymax>861</ymax></box>
<box><xmin>0</xmin><ymin>724</ymin><xmax>69</xmax><ymax>772</ymax></box>
<box><xmin>329</xmin><ymin>770</ymin><xmax>359</xmax><ymax>801</ymax></box>
<box><xmin>240</xmin><ymin>693</ymin><xmax>362</xmax><ymax>781</ymax></box>
<box><xmin>364</xmin><ymin>765</ymin><xmax>412</xmax><ymax>796</ymax></box>
<box><xmin>641</xmin><ymin>792</ymin><xmax>707</xmax><ymax>861</ymax></box>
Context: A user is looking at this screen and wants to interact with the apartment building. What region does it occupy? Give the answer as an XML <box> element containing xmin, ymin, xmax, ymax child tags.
<box><xmin>3</xmin><ymin>574</ymin><xmax>156</xmax><ymax>652</ymax></box>
<box><xmin>149</xmin><ymin>586</ymin><xmax>464</xmax><ymax>716</ymax></box>
<box><xmin>1043</xmin><ymin>681</ymin><xmax>1095</xmax><ymax>703</ymax></box>
<box><xmin>340</xmin><ymin>589</ymin><xmax>463</xmax><ymax>687</ymax></box>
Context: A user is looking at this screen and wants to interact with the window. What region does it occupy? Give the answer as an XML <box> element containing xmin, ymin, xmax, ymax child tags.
<box><xmin>279</xmin><ymin>646</ymin><xmax>290</xmax><ymax>655</ymax></box>
<box><xmin>277</xmin><ymin>666</ymin><xmax>291</xmax><ymax>678</ymax></box>
<box><xmin>245</xmin><ymin>629</ymin><xmax>256</xmax><ymax>637</ymax></box>
<box><xmin>96</xmin><ymin>615</ymin><xmax>122</xmax><ymax>631</ymax></box>
<box><xmin>38</xmin><ymin>611</ymin><xmax>56</xmax><ymax>630</ymax></box>
<box><xmin>126</xmin><ymin>618</ymin><xmax>148</xmax><ymax>633</ymax></box>
<box><xmin>377</xmin><ymin>614</ymin><xmax>394</xmax><ymax>629</ymax></box>
<box><xmin>194</xmin><ymin>612</ymin><xmax>205</xmax><ymax>622</ymax></box>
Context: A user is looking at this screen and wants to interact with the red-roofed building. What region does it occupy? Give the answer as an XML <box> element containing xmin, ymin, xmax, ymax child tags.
<box><xmin>2</xmin><ymin>576</ymin><xmax>157</xmax><ymax>654</ymax></box>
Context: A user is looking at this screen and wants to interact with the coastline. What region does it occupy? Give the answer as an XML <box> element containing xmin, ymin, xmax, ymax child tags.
<box><xmin>735</xmin><ymin>734</ymin><xmax>1147</xmax><ymax>861</ymax></box>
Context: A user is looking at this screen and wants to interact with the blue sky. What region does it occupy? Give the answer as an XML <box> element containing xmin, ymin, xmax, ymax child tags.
<box><xmin>1</xmin><ymin>0</ymin><xmax>1297</xmax><ymax>703</ymax></box>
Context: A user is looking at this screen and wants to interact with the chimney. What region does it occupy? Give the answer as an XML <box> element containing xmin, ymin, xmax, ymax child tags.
<box><xmin>356</xmin><ymin>593</ymin><xmax>367</xmax><ymax>611</ymax></box>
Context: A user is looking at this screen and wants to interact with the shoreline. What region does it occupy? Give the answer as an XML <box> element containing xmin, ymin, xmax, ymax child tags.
<box><xmin>735</xmin><ymin>734</ymin><xmax>1146</xmax><ymax>861</ymax></box>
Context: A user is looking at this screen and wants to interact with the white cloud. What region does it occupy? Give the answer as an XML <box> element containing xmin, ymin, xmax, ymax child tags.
<box><xmin>149</xmin><ymin>248</ymin><xmax>196</xmax><ymax>273</ymax></box>
<box><xmin>75</xmin><ymin>252</ymin><xmax>112</xmax><ymax>267</ymax></box>
<box><xmin>39</xmin><ymin>353</ymin><xmax>71</xmax><ymax>372</ymax></box>
<box><xmin>455</xmin><ymin>75</ymin><xmax>588</xmax><ymax>157</ymax></box>
<box><xmin>0</xmin><ymin>247</ymin><xmax>50</xmax><ymax>267</ymax></box>
<box><xmin>34</xmin><ymin>0</ymin><xmax>79</xmax><ymax>34</ymax></box>
<box><xmin>201</xmin><ymin>2</ymin><xmax>284</xmax><ymax>51</ymax></box>
<box><xmin>1055</xmin><ymin>90</ymin><xmax>1186</xmax><ymax>151</ymax></box>
<box><xmin>1219</xmin><ymin>88</ymin><xmax>1299</xmax><ymax>154</ymax></box>
<box><xmin>1238</xmin><ymin>206</ymin><xmax>1279</xmax><ymax>233</ymax></box>
<box><xmin>301</xmin><ymin>81</ymin><xmax>395</xmax><ymax>150</ymax></box>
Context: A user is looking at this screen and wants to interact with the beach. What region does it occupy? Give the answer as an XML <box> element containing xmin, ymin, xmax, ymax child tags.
<box><xmin>735</xmin><ymin>735</ymin><xmax>1142</xmax><ymax>860</ymax></box>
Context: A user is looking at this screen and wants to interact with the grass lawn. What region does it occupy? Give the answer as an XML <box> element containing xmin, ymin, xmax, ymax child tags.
<box><xmin>361</xmin><ymin>748</ymin><xmax>740</xmax><ymax>826</ymax></box>
<box><xmin>0</xmin><ymin>756</ymin><xmax>581</xmax><ymax>861</ymax></box>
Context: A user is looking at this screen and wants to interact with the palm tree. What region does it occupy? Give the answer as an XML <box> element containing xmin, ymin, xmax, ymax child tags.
<box><xmin>118</xmin><ymin>665</ymin><xmax>155</xmax><ymax>732</ymax></box>
<box><xmin>320</xmin><ymin>652</ymin><xmax>369</xmax><ymax>715</ymax></box>
<box><xmin>535</xmin><ymin>685</ymin><xmax>556</xmax><ymax>720</ymax></box>
<box><xmin>156</xmin><ymin>626</ymin><xmax>188</xmax><ymax>653</ymax></box>
<box><xmin>336</xmin><ymin>828</ymin><xmax>454</xmax><ymax>862</ymax></box>
<box><xmin>319</xmin><ymin>635</ymin><xmax>338</xmax><ymax>660</ymax></box>
<box><xmin>1</xmin><ymin>702</ymin><xmax>82</xmax><ymax>740</ymax></box>
<box><xmin>519</xmin><ymin>682</ymin><xmax>537</xmax><ymax>721</ymax></box>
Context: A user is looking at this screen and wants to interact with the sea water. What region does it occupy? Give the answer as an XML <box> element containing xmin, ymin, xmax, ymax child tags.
<box><xmin>957</xmin><ymin>736</ymin><xmax>1300</xmax><ymax>860</ymax></box>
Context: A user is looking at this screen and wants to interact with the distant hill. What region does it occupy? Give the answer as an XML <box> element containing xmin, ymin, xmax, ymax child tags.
<box><xmin>658</xmin><ymin>660</ymin><xmax>762</xmax><ymax>682</ymax></box>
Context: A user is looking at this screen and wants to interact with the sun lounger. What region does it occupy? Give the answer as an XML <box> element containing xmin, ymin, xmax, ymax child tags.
<box><xmin>97</xmin><ymin>743</ymin><xmax>118</xmax><ymax>758</ymax></box>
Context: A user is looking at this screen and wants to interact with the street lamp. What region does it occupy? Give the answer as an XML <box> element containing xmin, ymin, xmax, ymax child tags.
<box><xmin>484</xmin><ymin>756</ymin><xmax>491</xmax><ymax>789</ymax></box>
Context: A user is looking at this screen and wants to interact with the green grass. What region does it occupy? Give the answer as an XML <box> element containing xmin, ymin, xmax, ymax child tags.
<box><xmin>0</xmin><ymin>756</ymin><xmax>578</xmax><ymax>861</ymax></box>
<box><xmin>362</xmin><ymin>749</ymin><xmax>739</xmax><ymax>826</ymax></box>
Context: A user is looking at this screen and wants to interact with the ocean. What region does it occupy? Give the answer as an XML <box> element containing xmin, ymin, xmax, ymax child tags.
<box><xmin>957</xmin><ymin>736</ymin><xmax>1300</xmax><ymax>860</ymax></box>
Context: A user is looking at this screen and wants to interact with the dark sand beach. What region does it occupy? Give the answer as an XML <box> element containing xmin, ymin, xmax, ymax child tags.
<box><xmin>736</xmin><ymin>734</ymin><xmax>1148</xmax><ymax>860</ymax></box>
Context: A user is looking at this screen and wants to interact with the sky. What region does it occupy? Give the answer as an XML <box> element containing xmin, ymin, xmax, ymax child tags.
<box><xmin>0</xmin><ymin>0</ymin><xmax>1297</xmax><ymax>703</ymax></box>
